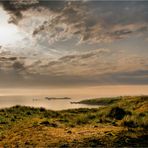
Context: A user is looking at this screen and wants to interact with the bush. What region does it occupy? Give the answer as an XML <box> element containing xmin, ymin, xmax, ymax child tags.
<box><xmin>123</xmin><ymin>120</ymin><xmax>138</xmax><ymax>128</ymax></box>
<box><xmin>75</xmin><ymin>115</ymin><xmax>90</xmax><ymax>125</ymax></box>
<box><xmin>40</xmin><ymin>120</ymin><xmax>58</xmax><ymax>127</ymax></box>
<box><xmin>108</xmin><ymin>107</ymin><xmax>126</xmax><ymax>120</ymax></box>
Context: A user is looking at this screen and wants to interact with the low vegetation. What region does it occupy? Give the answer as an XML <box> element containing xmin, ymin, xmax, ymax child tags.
<box><xmin>0</xmin><ymin>96</ymin><xmax>148</xmax><ymax>147</ymax></box>
<box><xmin>78</xmin><ymin>96</ymin><xmax>122</xmax><ymax>105</ymax></box>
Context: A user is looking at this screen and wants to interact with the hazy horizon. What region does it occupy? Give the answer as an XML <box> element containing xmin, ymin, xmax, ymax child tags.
<box><xmin>0</xmin><ymin>85</ymin><xmax>148</xmax><ymax>99</ymax></box>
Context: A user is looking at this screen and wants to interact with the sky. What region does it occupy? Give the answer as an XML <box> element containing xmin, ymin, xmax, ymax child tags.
<box><xmin>0</xmin><ymin>0</ymin><xmax>148</xmax><ymax>88</ymax></box>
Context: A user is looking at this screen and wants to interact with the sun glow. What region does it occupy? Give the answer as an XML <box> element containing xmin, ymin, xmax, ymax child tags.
<box><xmin>0</xmin><ymin>7</ymin><xmax>23</xmax><ymax>46</ymax></box>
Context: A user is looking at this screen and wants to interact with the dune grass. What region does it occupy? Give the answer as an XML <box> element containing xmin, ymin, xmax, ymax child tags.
<box><xmin>0</xmin><ymin>96</ymin><xmax>148</xmax><ymax>147</ymax></box>
<box><xmin>78</xmin><ymin>96</ymin><xmax>122</xmax><ymax>105</ymax></box>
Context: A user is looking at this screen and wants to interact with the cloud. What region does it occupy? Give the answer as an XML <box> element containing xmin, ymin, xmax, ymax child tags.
<box><xmin>0</xmin><ymin>51</ymin><xmax>25</xmax><ymax>72</ymax></box>
<box><xmin>9</xmin><ymin>48</ymin><xmax>146</xmax><ymax>79</ymax></box>
<box><xmin>0</xmin><ymin>56</ymin><xmax>17</xmax><ymax>61</ymax></box>
<box><xmin>0</xmin><ymin>48</ymin><xmax>147</xmax><ymax>87</ymax></box>
<box><xmin>0</xmin><ymin>1</ymin><xmax>148</xmax><ymax>87</ymax></box>
<box><xmin>0</xmin><ymin>0</ymin><xmax>39</xmax><ymax>24</ymax></box>
<box><xmin>145</xmin><ymin>37</ymin><xmax>148</xmax><ymax>41</ymax></box>
<box><xmin>31</xmin><ymin>1</ymin><xmax>90</xmax><ymax>43</ymax></box>
<box><xmin>12</xmin><ymin>61</ymin><xmax>25</xmax><ymax>71</ymax></box>
<box><xmin>1</xmin><ymin>1</ymin><xmax>147</xmax><ymax>44</ymax></box>
<box><xmin>30</xmin><ymin>1</ymin><xmax>148</xmax><ymax>44</ymax></box>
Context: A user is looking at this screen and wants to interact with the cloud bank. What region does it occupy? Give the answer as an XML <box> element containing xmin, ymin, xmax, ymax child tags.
<box><xmin>0</xmin><ymin>1</ymin><xmax>148</xmax><ymax>87</ymax></box>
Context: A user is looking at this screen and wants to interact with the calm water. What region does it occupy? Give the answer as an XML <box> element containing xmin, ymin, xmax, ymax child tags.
<box><xmin>0</xmin><ymin>95</ymin><xmax>100</xmax><ymax>110</ymax></box>
<box><xmin>0</xmin><ymin>85</ymin><xmax>148</xmax><ymax>110</ymax></box>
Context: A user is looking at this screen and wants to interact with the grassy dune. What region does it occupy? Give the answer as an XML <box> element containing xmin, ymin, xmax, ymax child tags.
<box><xmin>0</xmin><ymin>96</ymin><xmax>148</xmax><ymax>147</ymax></box>
<box><xmin>77</xmin><ymin>96</ymin><xmax>122</xmax><ymax>105</ymax></box>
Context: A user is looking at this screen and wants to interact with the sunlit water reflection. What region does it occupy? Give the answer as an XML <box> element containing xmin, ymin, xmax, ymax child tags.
<box><xmin>0</xmin><ymin>85</ymin><xmax>148</xmax><ymax>110</ymax></box>
<box><xmin>0</xmin><ymin>95</ymin><xmax>100</xmax><ymax>110</ymax></box>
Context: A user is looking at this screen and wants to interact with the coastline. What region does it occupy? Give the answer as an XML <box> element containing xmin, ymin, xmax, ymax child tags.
<box><xmin>0</xmin><ymin>96</ymin><xmax>147</xmax><ymax>147</ymax></box>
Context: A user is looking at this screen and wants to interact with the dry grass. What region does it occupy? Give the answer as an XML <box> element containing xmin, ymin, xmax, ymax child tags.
<box><xmin>0</xmin><ymin>95</ymin><xmax>148</xmax><ymax>147</ymax></box>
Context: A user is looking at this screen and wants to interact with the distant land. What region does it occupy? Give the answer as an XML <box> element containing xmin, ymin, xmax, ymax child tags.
<box><xmin>45</xmin><ymin>97</ymin><xmax>71</xmax><ymax>100</ymax></box>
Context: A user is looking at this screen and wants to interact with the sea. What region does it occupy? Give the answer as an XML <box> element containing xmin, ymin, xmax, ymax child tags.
<box><xmin>0</xmin><ymin>85</ymin><xmax>148</xmax><ymax>110</ymax></box>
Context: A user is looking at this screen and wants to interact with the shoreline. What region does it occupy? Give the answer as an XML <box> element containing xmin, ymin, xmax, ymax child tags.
<box><xmin>0</xmin><ymin>95</ymin><xmax>147</xmax><ymax>147</ymax></box>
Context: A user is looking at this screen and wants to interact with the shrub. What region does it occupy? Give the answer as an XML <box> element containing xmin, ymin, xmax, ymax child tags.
<box><xmin>108</xmin><ymin>107</ymin><xmax>126</xmax><ymax>120</ymax></box>
<box><xmin>0</xmin><ymin>116</ymin><xmax>7</xmax><ymax>124</ymax></box>
<box><xmin>40</xmin><ymin>120</ymin><xmax>58</xmax><ymax>127</ymax></box>
<box><xmin>123</xmin><ymin>120</ymin><xmax>138</xmax><ymax>128</ymax></box>
<box><xmin>39</xmin><ymin>107</ymin><xmax>46</xmax><ymax>112</ymax></box>
<box><xmin>75</xmin><ymin>115</ymin><xmax>90</xmax><ymax>125</ymax></box>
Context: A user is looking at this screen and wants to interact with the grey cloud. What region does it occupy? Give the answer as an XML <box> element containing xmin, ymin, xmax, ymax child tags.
<box><xmin>8</xmin><ymin>11</ymin><xmax>23</xmax><ymax>24</ymax></box>
<box><xmin>0</xmin><ymin>0</ymin><xmax>66</xmax><ymax>25</ymax></box>
<box><xmin>0</xmin><ymin>0</ymin><xmax>39</xmax><ymax>24</ymax></box>
<box><xmin>119</xmin><ymin>70</ymin><xmax>148</xmax><ymax>78</ymax></box>
<box><xmin>2</xmin><ymin>1</ymin><xmax>147</xmax><ymax>43</ymax></box>
<box><xmin>58</xmin><ymin>52</ymin><xmax>94</xmax><ymax>62</ymax></box>
<box><xmin>109</xmin><ymin>70</ymin><xmax>148</xmax><ymax>85</ymax></box>
<box><xmin>0</xmin><ymin>56</ymin><xmax>17</xmax><ymax>61</ymax></box>
<box><xmin>0</xmin><ymin>51</ymin><xmax>26</xmax><ymax>73</ymax></box>
<box><xmin>1</xmin><ymin>69</ymin><xmax>148</xmax><ymax>88</ymax></box>
<box><xmin>32</xmin><ymin>1</ymin><xmax>88</xmax><ymax>42</ymax></box>
<box><xmin>20</xmin><ymin>48</ymin><xmax>147</xmax><ymax>79</ymax></box>
<box><xmin>0</xmin><ymin>1</ymin><xmax>148</xmax><ymax>87</ymax></box>
<box><xmin>13</xmin><ymin>61</ymin><xmax>25</xmax><ymax>71</ymax></box>
<box><xmin>30</xmin><ymin>1</ymin><xmax>148</xmax><ymax>44</ymax></box>
<box><xmin>1</xmin><ymin>48</ymin><xmax>147</xmax><ymax>82</ymax></box>
<box><xmin>32</xmin><ymin>20</ymin><xmax>48</xmax><ymax>36</ymax></box>
<box><xmin>0</xmin><ymin>49</ymin><xmax>147</xmax><ymax>87</ymax></box>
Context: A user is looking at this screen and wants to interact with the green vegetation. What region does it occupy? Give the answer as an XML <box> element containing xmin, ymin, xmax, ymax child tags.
<box><xmin>78</xmin><ymin>96</ymin><xmax>122</xmax><ymax>105</ymax></box>
<box><xmin>0</xmin><ymin>96</ymin><xmax>148</xmax><ymax>147</ymax></box>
